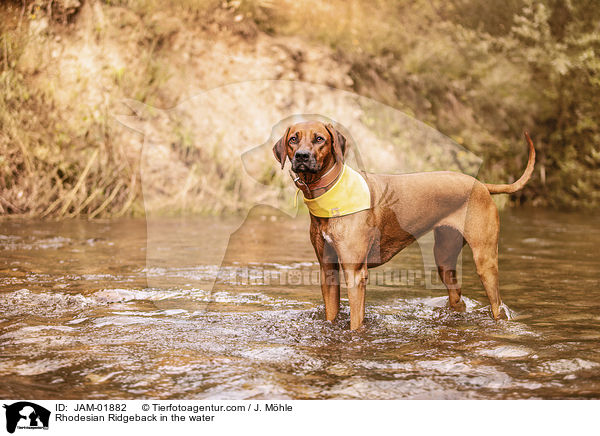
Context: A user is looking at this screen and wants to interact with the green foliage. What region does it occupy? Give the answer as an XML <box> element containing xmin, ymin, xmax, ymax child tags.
<box><xmin>254</xmin><ymin>0</ymin><xmax>600</xmax><ymax>210</ymax></box>
<box><xmin>499</xmin><ymin>1</ymin><xmax>600</xmax><ymax>208</ymax></box>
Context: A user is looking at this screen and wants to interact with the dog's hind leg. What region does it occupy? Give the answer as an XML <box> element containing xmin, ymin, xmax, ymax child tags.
<box><xmin>462</xmin><ymin>191</ymin><xmax>503</xmax><ymax>320</ymax></box>
<box><xmin>471</xmin><ymin>240</ymin><xmax>501</xmax><ymax>320</ymax></box>
<box><xmin>433</xmin><ymin>226</ymin><xmax>466</xmax><ymax>311</ymax></box>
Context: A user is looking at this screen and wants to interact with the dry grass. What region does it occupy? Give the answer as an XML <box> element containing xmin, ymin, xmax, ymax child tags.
<box><xmin>0</xmin><ymin>0</ymin><xmax>159</xmax><ymax>218</ymax></box>
<box><xmin>1</xmin><ymin>0</ymin><xmax>597</xmax><ymax>217</ymax></box>
<box><xmin>0</xmin><ymin>0</ymin><xmax>360</xmax><ymax>218</ymax></box>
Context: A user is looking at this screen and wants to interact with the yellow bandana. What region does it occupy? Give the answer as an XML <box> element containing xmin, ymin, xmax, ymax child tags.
<box><xmin>301</xmin><ymin>165</ymin><xmax>371</xmax><ymax>218</ymax></box>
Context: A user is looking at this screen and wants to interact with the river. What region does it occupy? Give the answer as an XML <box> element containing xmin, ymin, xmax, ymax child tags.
<box><xmin>1</xmin><ymin>208</ymin><xmax>599</xmax><ymax>399</ymax></box>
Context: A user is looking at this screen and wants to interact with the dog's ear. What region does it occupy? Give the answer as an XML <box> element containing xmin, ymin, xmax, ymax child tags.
<box><xmin>272</xmin><ymin>127</ymin><xmax>290</xmax><ymax>170</ymax></box>
<box><xmin>325</xmin><ymin>123</ymin><xmax>346</xmax><ymax>164</ymax></box>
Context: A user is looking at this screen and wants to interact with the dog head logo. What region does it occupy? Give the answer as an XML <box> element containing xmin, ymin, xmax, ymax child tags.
<box><xmin>3</xmin><ymin>402</ymin><xmax>50</xmax><ymax>433</ymax></box>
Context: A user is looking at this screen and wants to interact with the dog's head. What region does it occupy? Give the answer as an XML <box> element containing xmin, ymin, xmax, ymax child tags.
<box><xmin>272</xmin><ymin>121</ymin><xmax>346</xmax><ymax>174</ymax></box>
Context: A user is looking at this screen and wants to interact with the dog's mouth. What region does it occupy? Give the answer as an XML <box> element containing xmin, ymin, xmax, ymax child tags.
<box><xmin>292</xmin><ymin>161</ymin><xmax>319</xmax><ymax>174</ymax></box>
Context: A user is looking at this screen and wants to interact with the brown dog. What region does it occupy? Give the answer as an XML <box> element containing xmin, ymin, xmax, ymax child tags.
<box><xmin>273</xmin><ymin>121</ymin><xmax>535</xmax><ymax>330</ymax></box>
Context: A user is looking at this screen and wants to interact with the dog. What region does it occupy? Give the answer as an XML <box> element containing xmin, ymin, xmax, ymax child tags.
<box><xmin>272</xmin><ymin>120</ymin><xmax>535</xmax><ymax>330</ymax></box>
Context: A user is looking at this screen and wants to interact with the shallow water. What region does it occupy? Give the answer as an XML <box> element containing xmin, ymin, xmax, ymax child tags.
<box><xmin>1</xmin><ymin>208</ymin><xmax>599</xmax><ymax>399</ymax></box>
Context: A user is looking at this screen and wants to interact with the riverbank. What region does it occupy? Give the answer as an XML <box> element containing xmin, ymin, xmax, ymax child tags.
<box><xmin>1</xmin><ymin>0</ymin><xmax>598</xmax><ymax>217</ymax></box>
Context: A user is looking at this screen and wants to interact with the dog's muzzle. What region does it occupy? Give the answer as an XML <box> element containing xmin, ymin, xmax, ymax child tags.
<box><xmin>292</xmin><ymin>150</ymin><xmax>319</xmax><ymax>173</ymax></box>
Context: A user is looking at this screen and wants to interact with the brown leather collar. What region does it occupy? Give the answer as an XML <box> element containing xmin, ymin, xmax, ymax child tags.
<box><xmin>290</xmin><ymin>160</ymin><xmax>344</xmax><ymax>199</ymax></box>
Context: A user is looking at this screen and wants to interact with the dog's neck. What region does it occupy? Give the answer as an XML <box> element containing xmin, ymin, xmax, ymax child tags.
<box><xmin>291</xmin><ymin>159</ymin><xmax>343</xmax><ymax>199</ymax></box>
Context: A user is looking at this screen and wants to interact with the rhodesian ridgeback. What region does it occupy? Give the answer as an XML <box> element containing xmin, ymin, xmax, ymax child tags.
<box><xmin>273</xmin><ymin>121</ymin><xmax>535</xmax><ymax>330</ymax></box>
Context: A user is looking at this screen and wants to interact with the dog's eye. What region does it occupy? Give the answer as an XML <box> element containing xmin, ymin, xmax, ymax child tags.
<box><xmin>315</xmin><ymin>136</ymin><xmax>324</xmax><ymax>143</ymax></box>
<box><xmin>288</xmin><ymin>136</ymin><xmax>298</xmax><ymax>144</ymax></box>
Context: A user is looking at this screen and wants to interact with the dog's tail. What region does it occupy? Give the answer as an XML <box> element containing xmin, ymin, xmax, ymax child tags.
<box><xmin>485</xmin><ymin>131</ymin><xmax>536</xmax><ymax>195</ymax></box>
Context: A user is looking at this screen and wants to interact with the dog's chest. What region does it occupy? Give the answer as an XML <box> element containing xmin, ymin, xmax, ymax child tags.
<box><xmin>321</xmin><ymin>230</ymin><xmax>334</xmax><ymax>244</ymax></box>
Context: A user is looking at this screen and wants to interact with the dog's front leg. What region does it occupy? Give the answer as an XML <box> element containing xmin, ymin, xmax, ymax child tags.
<box><xmin>342</xmin><ymin>264</ymin><xmax>368</xmax><ymax>330</ymax></box>
<box><xmin>311</xmin><ymin>223</ymin><xmax>341</xmax><ymax>322</ymax></box>
<box><xmin>320</xmin><ymin>261</ymin><xmax>340</xmax><ymax>322</ymax></box>
<box><xmin>332</xmin><ymin>226</ymin><xmax>372</xmax><ymax>330</ymax></box>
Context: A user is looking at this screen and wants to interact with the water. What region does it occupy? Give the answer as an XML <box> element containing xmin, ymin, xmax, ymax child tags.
<box><xmin>1</xmin><ymin>208</ymin><xmax>599</xmax><ymax>399</ymax></box>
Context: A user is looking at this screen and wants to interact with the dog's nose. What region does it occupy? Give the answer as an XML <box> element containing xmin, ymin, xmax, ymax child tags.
<box><xmin>294</xmin><ymin>150</ymin><xmax>311</xmax><ymax>162</ymax></box>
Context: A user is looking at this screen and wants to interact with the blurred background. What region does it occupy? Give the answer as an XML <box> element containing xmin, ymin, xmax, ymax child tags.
<box><xmin>1</xmin><ymin>0</ymin><xmax>599</xmax><ymax>217</ymax></box>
